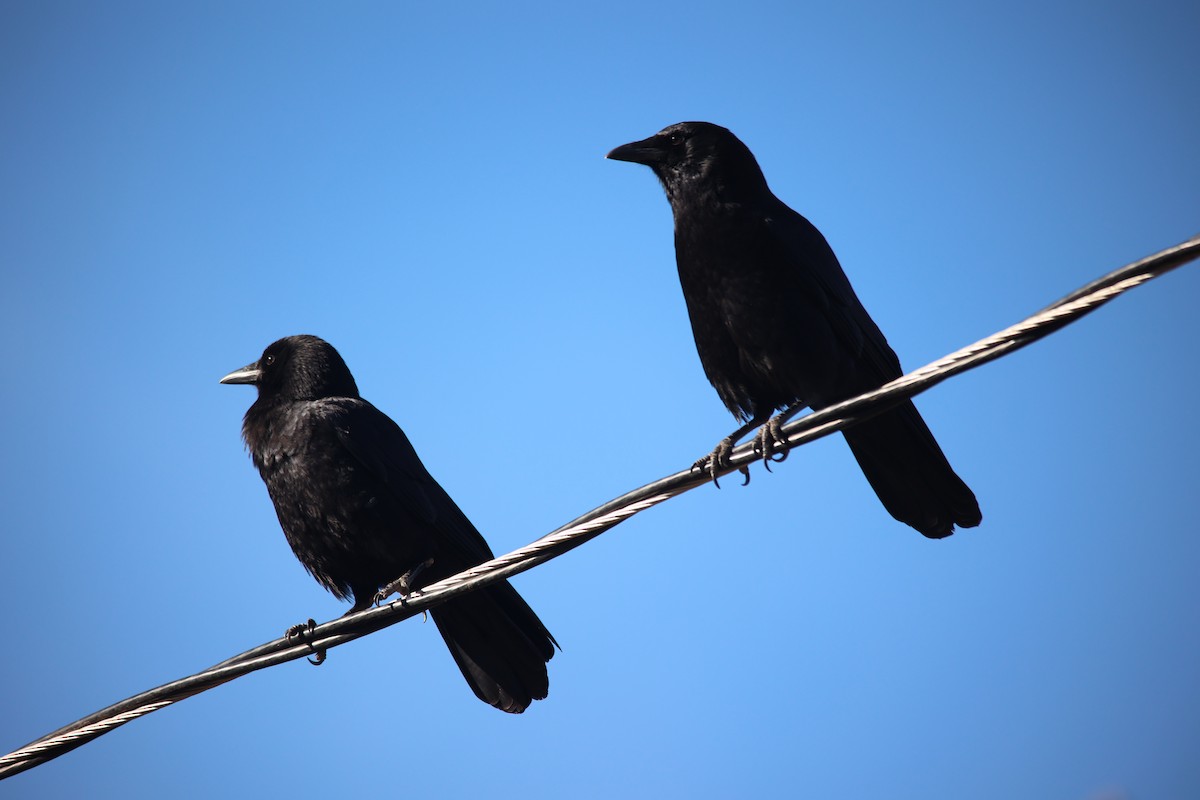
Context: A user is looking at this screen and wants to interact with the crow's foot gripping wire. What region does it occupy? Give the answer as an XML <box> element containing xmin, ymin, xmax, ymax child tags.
<box><xmin>752</xmin><ymin>414</ymin><xmax>790</xmax><ymax>471</ymax></box>
<box><xmin>285</xmin><ymin>619</ymin><xmax>326</xmax><ymax>665</ymax></box>
<box><xmin>374</xmin><ymin>558</ymin><xmax>435</xmax><ymax>620</ymax></box>
<box><xmin>691</xmin><ymin>436</ymin><xmax>751</xmax><ymax>487</ymax></box>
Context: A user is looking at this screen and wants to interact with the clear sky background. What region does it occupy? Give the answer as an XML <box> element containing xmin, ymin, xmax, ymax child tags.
<box><xmin>2</xmin><ymin>2</ymin><xmax>1197</xmax><ymax>798</ymax></box>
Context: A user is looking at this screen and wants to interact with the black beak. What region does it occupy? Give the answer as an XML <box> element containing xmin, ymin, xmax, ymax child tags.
<box><xmin>220</xmin><ymin>360</ymin><xmax>262</xmax><ymax>385</ymax></box>
<box><xmin>606</xmin><ymin>136</ymin><xmax>663</xmax><ymax>165</ymax></box>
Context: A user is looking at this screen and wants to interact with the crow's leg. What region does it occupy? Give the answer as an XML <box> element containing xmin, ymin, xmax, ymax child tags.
<box><xmin>373</xmin><ymin>557</ymin><xmax>435</xmax><ymax>606</ymax></box>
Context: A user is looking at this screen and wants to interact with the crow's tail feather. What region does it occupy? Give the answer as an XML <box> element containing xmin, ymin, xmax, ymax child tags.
<box><xmin>841</xmin><ymin>400</ymin><xmax>981</xmax><ymax>538</ymax></box>
<box><xmin>430</xmin><ymin>580</ymin><xmax>557</xmax><ymax>713</ymax></box>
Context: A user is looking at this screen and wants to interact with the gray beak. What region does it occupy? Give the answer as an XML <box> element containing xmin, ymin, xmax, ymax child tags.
<box><xmin>220</xmin><ymin>361</ymin><xmax>261</xmax><ymax>385</ymax></box>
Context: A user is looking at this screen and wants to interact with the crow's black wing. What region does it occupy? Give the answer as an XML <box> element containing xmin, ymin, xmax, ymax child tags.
<box><xmin>322</xmin><ymin>397</ymin><xmax>497</xmax><ymax>566</ymax></box>
<box><xmin>764</xmin><ymin>200</ymin><xmax>904</xmax><ymax>386</ymax></box>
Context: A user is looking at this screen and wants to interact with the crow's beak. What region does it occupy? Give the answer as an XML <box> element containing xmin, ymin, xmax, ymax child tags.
<box><xmin>220</xmin><ymin>360</ymin><xmax>261</xmax><ymax>385</ymax></box>
<box><xmin>606</xmin><ymin>136</ymin><xmax>663</xmax><ymax>165</ymax></box>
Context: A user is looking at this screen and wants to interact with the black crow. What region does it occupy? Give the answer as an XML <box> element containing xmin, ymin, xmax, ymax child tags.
<box><xmin>608</xmin><ymin>121</ymin><xmax>980</xmax><ymax>537</ymax></box>
<box><xmin>221</xmin><ymin>334</ymin><xmax>556</xmax><ymax>712</ymax></box>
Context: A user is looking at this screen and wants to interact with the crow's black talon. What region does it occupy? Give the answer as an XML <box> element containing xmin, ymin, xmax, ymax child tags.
<box><xmin>285</xmin><ymin>618</ymin><xmax>317</xmax><ymax>641</ymax></box>
<box><xmin>752</xmin><ymin>428</ymin><xmax>770</xmax><ymax>464</ymax></box>
<box><xmin>711</xmin><ymin>455</ymin><xmax>726</xmax><ymax>488</ymax></box>
<box><xmin>705</xmin><ymin>437</ymin><xmax>737</xmax><ymax>488</ymax></box>
<box><xmin>693</xmin><ymin>451</ymin><xmax>723</xmax><ymax>488</ymax></box>
<box><xmin>691</xmin><ymin>457</ymin><xmax>717</xmax><ymax>487</ymax></box>
<box><xmin>769</xmin><ymin>418</ymin><xmax>788</xmax><ymax>458</ymax></box>
<box><xmin>752</xmin><ymin>416</ymin><xmax>789</xmax><ymax>469</ymax></box>
<box><xmin>739</xmin><ymin>465</ymin><xmax>751</xmax><ymax>486</ymax></box>
<box><xmin>284</xmin><ymin>619</ymin><xmax>327</xmax><ymax>666</ymax></box>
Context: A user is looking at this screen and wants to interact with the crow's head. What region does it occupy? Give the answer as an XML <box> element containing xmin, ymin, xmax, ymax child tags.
<box><xmin>221</xmin><ymin>334</ymin><xmax>359</xmax><ymax>402</ymax></box>
<box><xmin>607</xmin><ymin>121</ymin><xmax>768</xmax><ymax>203</ymax></box>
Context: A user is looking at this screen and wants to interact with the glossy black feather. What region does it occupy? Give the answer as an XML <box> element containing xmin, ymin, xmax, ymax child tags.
<box><xmin>608</xmin><ymin>122</ymin><xmax>981</xmax><ymax>537</ymax></box>
<box><xmin>225</xmin><ymin>334</ymin><xmax>555</xmax><ymax>712</ymax></box>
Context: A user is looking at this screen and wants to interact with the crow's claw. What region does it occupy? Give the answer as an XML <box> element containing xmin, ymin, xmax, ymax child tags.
<box><xmin>285</xmin><ymin>618</ymin><xmax>317</xmax><ymax>641</ymax></box>
<box><xmin>692</xmin><ymin>436</ymin><xmax>741</xmax><ymax>488</ymax></box>
<box><xmin>285</xmin><ymin>618</ymin><xmax>326</xmax><ymax>665</ymax></box>
<box><xmin>691</xmin><ymin>438</ymin><xmax>724</xmax><ymax>489</ymax></box>
<box><xmin>375</xmin><ymin>558</ymin><xmax>435</xmax><ymax>610</ymax></box>
<box><xmin>752</xmin><ymin>417</ymin><xmax>789</xmax><ymax>468</ymax></box>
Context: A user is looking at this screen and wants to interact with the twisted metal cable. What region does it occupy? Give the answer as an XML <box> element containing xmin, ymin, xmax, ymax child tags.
<box><xmin>2</xmin><ymin>233</ymin><xmax>1196</xmax><ymax>781</ymax></box>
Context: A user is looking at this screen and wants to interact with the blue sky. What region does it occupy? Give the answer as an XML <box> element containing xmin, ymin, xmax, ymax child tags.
<box><xmin>2</xmin><ymin>1</ymin><xmax>1197</xmax><ymax>797</ymax></box>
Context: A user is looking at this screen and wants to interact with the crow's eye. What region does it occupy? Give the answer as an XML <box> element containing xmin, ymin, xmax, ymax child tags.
<box><xmin>264</xmin><ymin>354</ymin><xmax>276</xmax><ymax>366</ymax></box>
<box><xmin>668</xmin><ymin>133</ymin><xmax>683</xmax><ymax>146</ymax></box>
